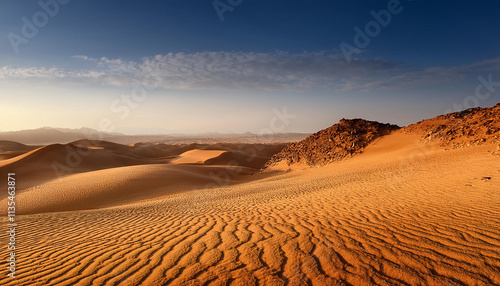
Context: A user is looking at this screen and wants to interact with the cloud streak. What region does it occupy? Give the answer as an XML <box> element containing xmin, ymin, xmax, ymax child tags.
<box><xmin>72</xmin><ymin>52</ymin><xmax>403</xmax><ymax>90</ymax></box>
<box><xmin>2</xmin><ymin>52</ymin><xmax>500</xmax><ymax>92</ymax></box>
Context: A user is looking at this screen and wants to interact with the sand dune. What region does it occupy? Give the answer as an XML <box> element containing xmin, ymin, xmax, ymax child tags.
<box><xmin>169</xmin><ymin>148</ymin><xmax>274</xmax><ymax>170</ymax></box>
<box><xmin>0</xmin><ymin>140</ymin><xmax>37</xmax><ymax>152</ymax></box>
<box><xmin>0</xmin><ymin>141</ymin><xmax>285</xmax><ymax>194</ymax></box>
<box><xmin>0</xmin><ymin>140</ymin><xmax>38</xmax><ymax>160</ymax></box>
<box><xmin>0</xmin><ymin>143</ymin><xmax>167</xmax><ymax>191</ymax></box>
<box><xmin>0</xmin><ymin>164</ymin><xmax>252</xmax><ymax>215</ymax></box>
<box><xmin>171</xmin><ymin>150</ymin><xmax>227</xmax><ymax>164</ymax></box>
<box><xmin>1</xmin><ymin>133</ymin><xmax>499</xmax><ymax>285</ymax></box>
<box><xmin>204</xmin><ymin>151</ymin><xmax>271</xmax><ymax>170</ymax></box>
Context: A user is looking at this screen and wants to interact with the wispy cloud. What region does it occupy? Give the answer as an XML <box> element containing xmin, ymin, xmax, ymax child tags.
<box><xmin>359</xmin><ymin>57</ymin><xmax>500</xmax><ymax>91</ymax></box>
<box><xmin>0</xmin><ymin>66</ymin><xmax>68</xmax><ymax>79</ymax></box>
<box><xmin>0</xmin><ymin>66</ymin><xmax>108</xmax><ymax>82</ymax></box>
<box><xmin>71</xmin><ymin>51</ymin><xmax>403</xmax><ymax>90</ymax></box>
<box><xmin>2</xmin><ymin>52</ymin><xmax>500</xmax><ymax>92</ymax></box>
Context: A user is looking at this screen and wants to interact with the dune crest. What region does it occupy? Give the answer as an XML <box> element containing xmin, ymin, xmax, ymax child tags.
<box><xmin>1</xmin><ymin>104</ymin><xmax>500</xmax><ymax>285</ymax></box>
<box><xmin>171</xmin><ymin>149</ymin><xmax>227</xmax><ymax>164</ymax></box>
<box><xmin>0</xmin><ymin>164</ymin><xmax>252</xmax><ymax>215</ymax></box>
<box><xmin>1</xmin><ymin>132</ymin><xmax>499</xmax><ymax>285</ymax></box>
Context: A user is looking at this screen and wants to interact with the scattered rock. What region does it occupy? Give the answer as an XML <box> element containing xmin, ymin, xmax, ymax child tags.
<box><xmin>401</xmin><ymin>103</ymin><xmax>500</xmax><ymax>147</ymax></box>
<box><xmin>262</xmin><ymin>103</ymin><xmax>500</xmax><ymax>171</ymax></box>
<box><xmin>263</xmin><ymin>119</ymin><xmax>399</xmax><ymax>169</ymax></box>
<box><xmin>482</xmin><ymin>177</ymin><xmax>492</xmax><ymax>181</ymax></box>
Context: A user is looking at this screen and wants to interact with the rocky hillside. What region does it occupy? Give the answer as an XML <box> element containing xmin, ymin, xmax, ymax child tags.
<box><xmin>401</xmin><ymin>103</ymin><xmax>500</xmax><ymax>148</ymax></box>
<box><xmin>263</xmin><ymin>119</ymin><xmax>399</xmax><ymax>170</ymax></box>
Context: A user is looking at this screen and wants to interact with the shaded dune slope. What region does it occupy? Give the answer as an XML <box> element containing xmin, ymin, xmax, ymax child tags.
<box><xmin>204</xmin><ymin>151</ymin><xmax>271</xmax><ymax>170</ymax></box>
<box><xmin>0</xmin><ymin>133</ymin><xmax>498</xmax><ymax>285</ymax></box>
<box><xmin>0</xmin><ymin>140</ymin><xmax>39</xmax><ymax>160</ymax></box>
<box><xmin>171</xmin><ymin>150</ymin><xmax>227</xmax><ymax>165</ymax></box>
<box><xmin>0</xmin><ymin>143</ymin><xmax>164</xmax><ymax>191</ymax></box>
<box><xmin>1</xmin><ymin>106</ymin><xmax>499</xmax><ymax>285</ymax></box>
<box><xmin>0</xmin><ymin>164</ymin><xmax>253</xmax><ymax>215</ymax></box>
<box><xmin>0</xmin><ymin>140</ymin><xmax>37</xmax><ymax>152</ymax></box>
<box><xmin>0</xmin><ymin>141</ymin><xmax>288</xmax><ymax>191</ymax></box>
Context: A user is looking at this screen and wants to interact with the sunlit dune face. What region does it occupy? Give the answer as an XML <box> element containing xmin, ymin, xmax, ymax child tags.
<box><xmin>0</xmin><ymin>134</ymin><xmax>499</xmax><ymax>285</ymax></box>
<box><xmin>170</xmin><ymin>149</ymin><xmax>227</xmax><ymax>164</ymax></box>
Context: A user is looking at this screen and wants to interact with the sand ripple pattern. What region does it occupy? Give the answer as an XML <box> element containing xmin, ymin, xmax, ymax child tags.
<box><xmin>1</xmin><ymin>143</ymin><xmax>500</xmax><ymax>285</ymax></box>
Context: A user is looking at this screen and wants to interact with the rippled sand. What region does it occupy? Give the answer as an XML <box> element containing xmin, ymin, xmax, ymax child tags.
<box><xmin>1</xmin><ymin>134</ymin><xmax>499</xmax><ymax>285</ymax></box>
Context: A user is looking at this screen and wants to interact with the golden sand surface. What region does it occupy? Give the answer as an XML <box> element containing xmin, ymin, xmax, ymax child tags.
<box><xmin>0</xmin><ymin>133</ymin><xmax>499</xmax><ymax>285</ymax></box>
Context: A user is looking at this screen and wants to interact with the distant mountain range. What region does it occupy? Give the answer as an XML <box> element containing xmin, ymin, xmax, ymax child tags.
<box><xmin>0</xmin><ymin>127</ymin><xmax>309</xmax><ymax>145</ymax></box>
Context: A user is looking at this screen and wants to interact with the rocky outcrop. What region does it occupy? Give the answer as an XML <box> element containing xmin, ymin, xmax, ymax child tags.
<box><xmin>263</xmin><ymin>119</ymin><xmax>399</xmax><ymax>170</ymax></box>
<box><xmin>401</xmin><ymin>103</ymin><xmax>500</xmax><ymax>148</ymax></box>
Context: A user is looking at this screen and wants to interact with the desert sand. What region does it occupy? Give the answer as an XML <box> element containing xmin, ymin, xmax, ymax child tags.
<box><xmin>171</xmin><ymin>150</ymin><xmax>228</xmax><ymax>164</ymax></box>
<box><xmin>0</xmin><ymin>129</ymin><xmax>499</xmax><ymax>285</ymax></box>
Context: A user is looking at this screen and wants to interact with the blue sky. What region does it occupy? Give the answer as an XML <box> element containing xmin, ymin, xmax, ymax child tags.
<box><xmin>1</xmin><ymin>0</ymin><xmax>500</xmax><ymax>134</ymax></box>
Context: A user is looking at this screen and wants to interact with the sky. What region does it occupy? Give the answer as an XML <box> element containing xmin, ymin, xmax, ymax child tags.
<box><xmin>1</xmin><ymin>0</ymin><xmax>500</xmax><ymax>134</ymax></box>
